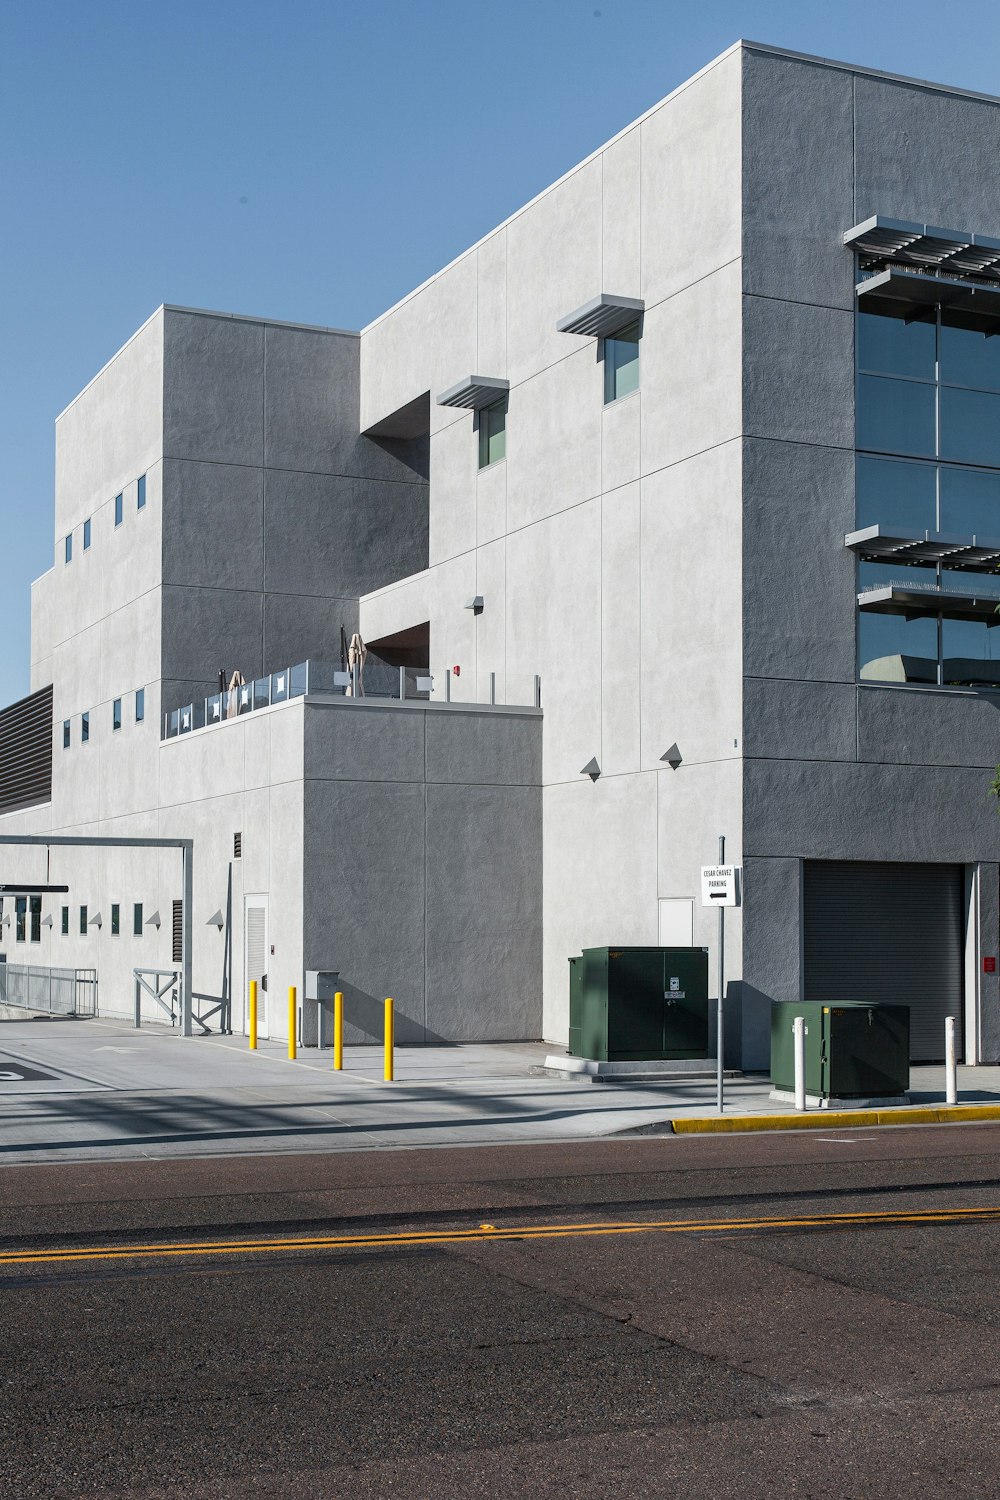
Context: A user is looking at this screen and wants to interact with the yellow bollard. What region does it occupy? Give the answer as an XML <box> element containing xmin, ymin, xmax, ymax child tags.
<box><xmin>384</xmin><ymin>997</ymin><xmax>394</xmax><ymax>1082</ymax></box>
<box><xmin>249</xmin><ymin>980</ymin><xmax>258</xmax><ymax>1051</ymax></box>
<box><xmin>288</xmin><ymin>986</ymin><xmax>297</xmax><ymax>1060</ymax></box>
<box><xmin>334</xmin><ymin>991</ymin><xmax>344</xmax><ymax>1071</ymax></box>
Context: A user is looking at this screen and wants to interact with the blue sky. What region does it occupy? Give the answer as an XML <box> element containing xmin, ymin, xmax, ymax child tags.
<box><xmin>3</xmin><ymin>0</ymin><xmax>1000</xmax><ymax>707</ymax></box>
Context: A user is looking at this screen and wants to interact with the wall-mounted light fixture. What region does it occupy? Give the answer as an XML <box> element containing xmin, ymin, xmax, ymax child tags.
<box><xmin>89</xmin><ymin>912</ymin><xmax>103</xmax><ymax>929</ymax></box>
<box><xmin>41</xmin><ymin>914</ymin><xmax>53</xmax><ymax>929</ymax></box>
<box><xmin>145</xmin><ymin>910</ymin><xmax>161</xmax><ymax>930</ymax></box>
<box><xmin>660</xmin><ymin>743</ymin><xmax>683</xmax><ymax>770</ymax></box>
<box><xmin>581</xmin><ymin>757</ymin><xmax>601</xmax><ymax>782</ymax></box>
<box><xmin>465</xmin><ymin>596</ymin><xmax>485</xmax><ymax>616</ymax></box>
<box><xmin>206</xmin><ymin>910</ymin><xmax>224</xmax><ymax>931</ymax></box>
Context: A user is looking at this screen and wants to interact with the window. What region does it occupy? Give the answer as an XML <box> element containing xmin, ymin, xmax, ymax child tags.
<box><xmin>61</xmin><ymin>906</ymin><xmax>69</xmax><ymax>936</ymax></box>
<box><xmin>79</xmin><ymin>905</ymin><xmax>88</xmax><ymax>935</ymax></box>
<box><xmin>856</xmin><ymin>306</ymin><xmax>1000</xmax><ymax>689</ymax></box>
<box><xmin>135</xmin><ymin>687</ymin><xmax>145</xmax><ymax>723</ymax></box>
<box><xmin>133</xmin><ymin>902</ymin><xmax>143</xmax><ymax>936</ymax></box>
<box><xmin>603</xmin><ymin>320</ymin><xmax>641</xmax><ymax>404</ymax></box>
<box><xmin>15</xmin><ymin>897</ymin><xmax>26</xmax><ymax>943</ymax></box>
<box><xmin>64</xmin><ymin>534</ymin><xmax>72</xmax><ymax>564</ymax></box>
<box><xmin>81</xmin><ymin>711</ymin><xmax>89</xmax><ymax>743</ymax></box>
<box><xmin>62</xmin><ymin>719</ymin><xmax>70</xmax><ymax>750</ymax></box>
<box><xmin>114</xmin><ymin>493</ymin><xmax>123</xmax><ymax>527</ymax></box>
<box><xmin>113</xmin><ymin>698</ymin><xmax>122</xmax><ymax>732</ymax></box>
<box><xmin>29</xmin><ymin>896</ymin><xmax>41</xmax><ymax>944</ymax></box>
<box><xmin>111</xmin><ymin>903</ymin><xmax>120</xmax><ymax>936</ymax></box>
<box><xmin>83</xmin><ymin>518</ymin><xmax>91</xmax><ymax>551</ymax></box>
<box><xmin>137</xmin><ymin>474</ymin><xmax>146</xmax><ymax>510</ymax></box>
<box><xmin>478</xmin><ymin>400</ymin><xmax>506</xmax><ymax>469</ymax></box>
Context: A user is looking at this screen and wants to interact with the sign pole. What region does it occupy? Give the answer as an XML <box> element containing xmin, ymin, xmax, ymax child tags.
<box><xmin>717</xmin><ymin>834</ymin><xmax>725</xmax><ymax>1113</ymax></box>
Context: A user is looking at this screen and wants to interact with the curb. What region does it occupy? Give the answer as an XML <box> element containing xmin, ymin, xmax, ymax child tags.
<box><xmin>669</xmin><ymin>1104</ymin><xmax>1000</xmax><ymax>1135</ymax></box>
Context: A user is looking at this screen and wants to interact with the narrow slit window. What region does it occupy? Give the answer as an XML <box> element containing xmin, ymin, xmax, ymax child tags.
<box><xmin>137</xmin><ymin>474</ymin><xmax>146</xmax><ymax>510</ymax></box>
<box><xmin>62</xmin><ymin>719</ymin><xmax>70</xmax><ymax>749</ymax></box>
<box><xmin>30</xmin><ymin>897</ymin><xmax>41</xmax><ymax>944</ymax></box>
<box><xmin>114</xmin><ymin>493</ymin><xmax>123</xmax><ymax>527</ymax></box>
<box><xmin>113</xmin><ymin>698</ymin><xmax>122</xmax><ymax>732</ymax></box>
<box><xmin>15</xmin><ymin>897</ymin><xmax>26</xmax><ymax>943</ymax></box>
<box><xmin>133</xmin><ymin>903</ymin><xmax>143</xmax><ymax>936</ymax></box>
<box><xmin>478</xmin><ymin>400</ymin><xmax>507</xmax><ymax>469</ymax></box>
<box><xmin>81</xmin><ymin>711</ymin><xmax>89</xmax><ymax>743</ymax></box>
<box><xmin>79</xmin><ymin>905</ymin><xmax>88</xmax><ymax>935</ymax></box>
<box><xmin>111</xmin><ymin>904</ymin><xmax>120</xmax><ymax>936</ymax></box>
<box><xmin>603</xmin><ymin>321</ymin><xmax>641</xmax><ymax>405</ymax></box>
<box><xmin>61</xmin><ymin>906</ymin><xmax>69</xmax><ymax>936</ymax></box>
<box><xmin>135</xmin><ymin>687</ymin><xmax>145</xmax><ymax>723</ymax></box>
<box><xmin>64</xmin><ymin>534</ymin><xmax>72</xmax><ymax>564</ymax></box>
<box><xmin>83</xmin><ymin>518</ymin><xmax>91</xmax><ymax>550</ymax></box>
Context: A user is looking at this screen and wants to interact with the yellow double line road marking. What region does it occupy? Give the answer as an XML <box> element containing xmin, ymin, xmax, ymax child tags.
<box><xmin>2</xmin><ymin>1202</ymin><xmax>1000</xmax><ymax>1269</ymax></box>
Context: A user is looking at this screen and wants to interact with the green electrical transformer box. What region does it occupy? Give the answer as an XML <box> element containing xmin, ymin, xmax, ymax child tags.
<box><xmin>568</xmin><ymin>946</ymin><xmax>710</xmax><ymax>1062</ymax></box>
<box><xmin>770</xmin><ymin>1001</ymin><xmax>910</xmax><ymax>1099</ymax></box>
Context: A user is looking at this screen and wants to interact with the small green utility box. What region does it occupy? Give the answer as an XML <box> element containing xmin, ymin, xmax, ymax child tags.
<box><xmin>770</xmin><ymin>1001</ymin><xmax>910</xmax><ymax>1099</ymax></box>
<box><xmin>568</xmin><ymin>946</ymin><xmax>710</xmax><ymax>1062</ymax></box>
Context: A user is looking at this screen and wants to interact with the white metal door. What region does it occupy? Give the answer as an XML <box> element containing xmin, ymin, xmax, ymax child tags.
<box><xmin>244</xmin><ymin>896</ymin><xmax>269</xmax><ymax>1038</ymax></box>
<box><xmin>659</xmin><ymin>898</ymin><xmax>694</xmax><ymax>947</ymax></box>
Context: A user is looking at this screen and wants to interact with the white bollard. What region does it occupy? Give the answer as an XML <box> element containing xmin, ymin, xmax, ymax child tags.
<box><xmin>793</xmin><ymin>1016</ymin><xmax>806</xmax><ymax>1112</ymax></box>
<box><xmin>945</xmin><ymin>1015</ymin><xmax>957</xmax><ymax>1106</ymax></box>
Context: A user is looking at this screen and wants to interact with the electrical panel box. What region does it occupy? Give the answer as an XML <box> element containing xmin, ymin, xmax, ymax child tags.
<box><xmin>770</xmin><ymin>1001</ymin><xmax>910</xmax><ymax>1098</ymax></box>
<box><xmin>568</xmin><ymin>946</ymin><xmax>710</xmax><ymax>1062</ymax></box>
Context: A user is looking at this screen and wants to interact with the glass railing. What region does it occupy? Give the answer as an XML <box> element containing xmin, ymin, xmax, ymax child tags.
<box><xmin>163</xmin><ymin>658</ymin><xmax>435</xmax><ymax>739</ymax></box>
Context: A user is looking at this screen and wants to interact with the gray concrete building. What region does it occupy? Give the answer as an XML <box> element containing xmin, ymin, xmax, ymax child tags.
<box><xmin>3</xmin><ymin>39</ymin><xmax>1000</xmax><ymax>1067</ymax></box>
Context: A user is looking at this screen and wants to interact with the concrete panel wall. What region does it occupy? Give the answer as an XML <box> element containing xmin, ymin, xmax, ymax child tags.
<box><xmin>302</xmin><ymin>700</ymin><xmax>542</xmax><ymax>1044</ymax></box>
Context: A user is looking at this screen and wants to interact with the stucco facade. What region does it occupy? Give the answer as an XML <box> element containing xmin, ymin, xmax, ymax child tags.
<box><xmin>3</xmin><ymin>41</ymin><xmax>1000</xmax><ymax>1065</ymax></box>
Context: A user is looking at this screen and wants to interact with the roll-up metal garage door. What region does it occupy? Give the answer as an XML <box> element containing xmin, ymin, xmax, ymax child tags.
<box><xmin>803</xmin><ymin>861</ymin><xmax>964</xmax><ymax>1063</ymax></box>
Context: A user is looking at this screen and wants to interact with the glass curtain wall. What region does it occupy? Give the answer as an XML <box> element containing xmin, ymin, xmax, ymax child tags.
<box><xmin>857</xmin><ymin>307</ymin><xmax>1000</xmax><ymax>687</ymax></box>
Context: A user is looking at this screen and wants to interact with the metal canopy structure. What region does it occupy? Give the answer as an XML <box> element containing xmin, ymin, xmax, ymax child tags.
<box><xmin>435</xmin><ymin>375</ymin><xmax>509</xmax><ymax>410</ymax></box>
<box><xmin>556</xmin><ymin>293</ymin><xmax>644</xmax><ymax>338</ymax></box>
<box><xmin>0</xmin><ymin>834</ymin><xmax>193</xmax><ymax>1035</ymax></box>
<box><xmin>0</xmin><ymin>883</ymin><xmax>70</xmax><ymax>894</ymax></box>
<box><xmin>846</xmin><ymin>524</ymin><xmax>1000</xmax><ymax>571</ymax></box>
<box><xmin>858</xmin><ymin>582</ymin><xmax>1000</xmax><ymax>621</ymax></box>
<box><xmin>845</xmin><ymin>215</ymin><xmax>1000</xmax><ymax>279</ymax></box>
<box><xmin>856</xmin><ymin>267</ymin><xmax>1000</xmax><ymax>328</ymax></box>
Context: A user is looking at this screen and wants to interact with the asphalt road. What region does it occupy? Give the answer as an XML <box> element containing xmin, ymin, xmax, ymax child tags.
<box><xmin>5</xmin><ymin>1125</ymin><xmax>1000</xmax><ymax>1498</ymax></box>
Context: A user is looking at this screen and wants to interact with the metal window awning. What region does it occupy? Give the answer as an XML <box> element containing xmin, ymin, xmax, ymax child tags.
<box><xmin>556</xmin><ymin>294</ymin><xmax>644</xmax><ymax>338</ymax></box>
<box><xmin>856</xmin><ymin>267</ymin><xmax>1000</xmax><ymax>328</ymax></box>
<box><xmin>846</xmin><ymin>524</ymin><xmax>1000</xmax><ymax>572</ymax></box>
<box><xmin>435</xmin><ymin>376</ymin><xmax>509</xmax><ymax>410</ymax></box>
<box><xmin>845</xmin><ymin>216</ymin><xmax>1000</xmax><ymax>279</ymax></box>
<box><xmin>858</xmin><ymin>582</ymin><xmax>1000</xmax><ymax>621</ymax></box>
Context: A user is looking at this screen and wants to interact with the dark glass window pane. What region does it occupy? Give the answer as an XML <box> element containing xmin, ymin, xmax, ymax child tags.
<box><xmin>940</xmin><ymin>571</ymin><xmax>1000</xmax><ymax>600</ymax></box>
<box><xmin>604</xmin><ymin>322</ymin><xmax>641</xmax><ymax>404</ymax></box>
<box><xmin>30</xmin><ymin>897</ymin><xmax>41</xmax><ymax>943</ymax></box>
<box><xmin>858</xmin><ymin>610</ymin><xmax>938</xmax><ymax>683</ymax></box>
<box><xmin>81</xmin><ymin>712</ymin><xmax>89</xmax><ymax>743</ymax></box>
<box><xmin>62</xmin><ymin>719</ymin><xmax>70</xmax><ymax>749</ymax></box>
<box><xmin>137</xmin><ymin>474</ymin><xmax>146</xmax><ymax>510</ymax></box>
<box><xmin>15</xmin><ymin>897</ymin><xmax>26</xmax><ymax>943</ymax></box>
<box><xmin>855</xmin><ymin>455</ymin><xmax>937</xmax><ymax>531</ymax></box>
<box><xmin>80</xmin><ymin>905</ymin><xmax>87</xmax><ymax>935</ymax></box>
<box><xmin>134</xmin><ymin>903</ymin><xmax>143</xmax><ymax>936</ymax></box>
<box><xmin>478</xmin><ymin>401</ymin><xmax>506</xmax><ymax>469</ymax></box>
<box><xmin>83</xmin><ymin>518</ymin><xmax>91</xmax><ymax>550</ymax></box>
<box><xmin>135</xmin><ymin>688</ymin><xmax>145</xmax><ymax>723</ymax></box>
<box><xmin>858</xmin><ymin>312</ymin><xmax>936</xmax><ymax>380</ymax></box>
<box><xmin>64</xmin><ymin>534</ymin><xmax>72</xmax><ymax>564</ymax></box>
<box><xmin>858</xmin><ymin>560</ymin><xmax>938</xmax><ymax>591</ymax></box>
<box><xmin>941</xmin><ymin>615</ymin><xmax>1000</xmax><ymax>687</ymax></box>
<box><xmin>113</xmin><ymin>698</ymin><xmax>122</xmax><ymax>731</ymax></box>
<box><xmin>939</xmin><ymin>467</ymin><xmax>1000</xmax><ymax>536</ymax></box>
<box><xmin>61</xmin><ymin>906</ymin><xmax>69</xmax><ymax>935</ymax></box>
<box><xmin>857</xmin><ymin>375</ymin><xmax>936</xmax><ymax>457</ymax></box>
<box><xmin>114</xmin><ymin>493</ymin><xmax>123</xmax><ymax>527</ymax></box>
<box><xmin>111</xmin><ymin>904</ymin><xmax>120</xmax><ymax>936</ymax></box>
<box><xmin>940</xmin><ymin>321</ymin><xmax>1000</xmax><ymax>393</ymax></box>
<box><xmin>940</xmin><ymin>387</ymin><xmax>1000</xmax><ymax>467</ymax></box>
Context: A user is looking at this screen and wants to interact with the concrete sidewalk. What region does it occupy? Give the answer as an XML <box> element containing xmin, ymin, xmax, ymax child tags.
<box><xmin>0</xmin><ymin>1017</ymin><xmax>997</xmax><ymax>1164</ymax></box>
